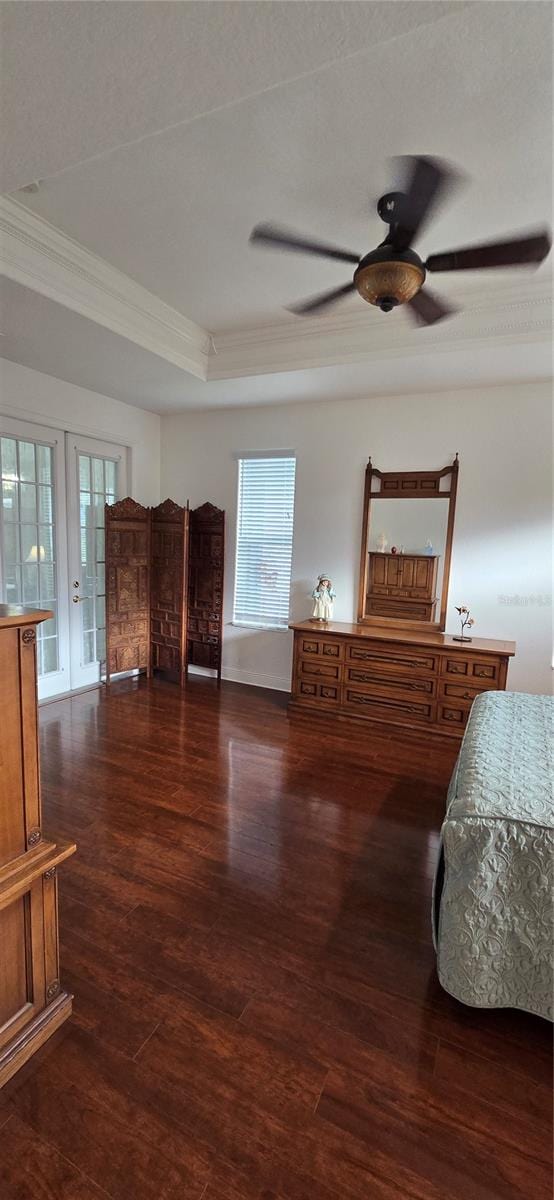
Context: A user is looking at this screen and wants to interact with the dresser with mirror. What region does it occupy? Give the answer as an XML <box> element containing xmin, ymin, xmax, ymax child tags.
<box><xmin>290</xmin><ymin>456</ymin><xmax>515</xmax><ymax>738</ymax></box>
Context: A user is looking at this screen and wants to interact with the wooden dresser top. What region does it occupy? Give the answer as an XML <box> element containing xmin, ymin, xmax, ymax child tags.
<box><xmin>0</xmin><ymin>604</ymin><xmax>53</xmax><ymax>629</ymax></box>
<box><xmin>289</xmin><ymin>619</ymin><xmax>516</xmax><ymax>658</ymax></box>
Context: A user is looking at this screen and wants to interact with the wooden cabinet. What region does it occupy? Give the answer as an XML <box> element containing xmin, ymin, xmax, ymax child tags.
<box><xmin>0</xmin><ymin>606</ymin><xmax>75</xmax><ymax>1088</ymax></box>
<box><xmin>290</xmin><ymin>620</ymin><xmax>515</xmax><ymax>739</ymax></box>
<box><xmin>367</xmin><ymin>552</ymin><xmax>439</xmax><ymax>621</ymax></box>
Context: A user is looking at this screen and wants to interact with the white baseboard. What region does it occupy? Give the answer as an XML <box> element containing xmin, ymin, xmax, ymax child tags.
<box><xmin>187</xmin><ymin>664</ymin><xmax>218</xmax><ymax>679</ymax></box>
<box><xmin>187</xmin><ymin>663</ymin><xmax>290</xmax><ymax>692</ymax></box>
<box><xmin>222</xmin><ymin>666</ymin><xmax>290</xmax><ymax>692</ymax></box>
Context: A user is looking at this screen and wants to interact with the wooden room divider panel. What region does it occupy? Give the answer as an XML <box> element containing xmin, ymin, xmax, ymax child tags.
<box><xmin>150</xmin><ymin>499</ymin><xmax>189</xmax><ymax>685</ymax></box>
<box><xmin>105</xmin><ymin>498</ymin><xmax>151</xmax><ymax>683</ymax></box>
<box><xmin>105</xmin><ymin>498</ymin><xmax>225</xmax><ymax>685</ymax></box>
<box><xmin>186</xmin><ymin>502</ymin><xmax>225</xmax><ymax>682</ymax></box>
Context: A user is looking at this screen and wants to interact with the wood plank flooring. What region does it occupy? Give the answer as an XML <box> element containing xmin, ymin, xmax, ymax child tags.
<box><xmin>1</xmin><ymin>676</ymin><xmax>552</xmax><ymax>1199</ymax></box>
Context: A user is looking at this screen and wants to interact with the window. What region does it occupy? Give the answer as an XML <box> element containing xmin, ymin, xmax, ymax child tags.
<box><xmin>233</xmin><ymin>454</ymin><xmax>296</xmax><ymax>629</ymax></box>
<box><xmin>0</xmin><ymin>434</ymin><xmax>59</xmax><ymax>675</ymax></box>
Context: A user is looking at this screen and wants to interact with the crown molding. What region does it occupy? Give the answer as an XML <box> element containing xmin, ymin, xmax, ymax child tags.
<box><xmin>1</xmin><ymin>195</ymin><xmax>551</xmax><ymax>389</ymax></box>
<box><xmin>0</xmin><ymin>196</ymin><xmax>210</xmax><ymax>379</ymax></box>
<box><xmin>208</xmin><ymin>277</ymin><xmax>553</xmax><ymax>380</ymax></box>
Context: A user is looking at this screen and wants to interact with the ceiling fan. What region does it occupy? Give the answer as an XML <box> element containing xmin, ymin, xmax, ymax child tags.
<box><xmin>249</xmin><ymin>156</ymin><xmax>551</xmax><ymax>325</ymax></box>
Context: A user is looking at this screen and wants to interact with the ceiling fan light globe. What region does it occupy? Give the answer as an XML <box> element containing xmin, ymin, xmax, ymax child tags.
<box><xmin>354</xmin><ymin>260</ymin><xmax>425</xmax><ymax>307</ymax></box>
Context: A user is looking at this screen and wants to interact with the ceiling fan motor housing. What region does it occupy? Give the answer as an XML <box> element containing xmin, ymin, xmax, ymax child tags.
<box><xmin>354</xmin><ymin>245</ymin><xmax>426</xmax><ymax>311</ymax></box>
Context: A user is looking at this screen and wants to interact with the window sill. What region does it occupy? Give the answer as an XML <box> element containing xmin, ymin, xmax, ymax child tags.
<box><xmin>230</xmin><ymin>621</ymin><xmax>290</xmax><ymax>632</ymax></box>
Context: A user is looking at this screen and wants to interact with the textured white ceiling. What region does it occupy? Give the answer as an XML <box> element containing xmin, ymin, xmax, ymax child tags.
<box><xmin>0</xmin><ymin>1</ymin><xmax>552</xmax><ymax>409</ymax></box>
<box><xmin>7</xmin><ymin>1</ymin><xmax>552</xmax><ymax>331</ymax></box>
<box><xmin>0</xmin><ymin>1</ymin><xmax>460</xmax><ymax>193</ymax></box>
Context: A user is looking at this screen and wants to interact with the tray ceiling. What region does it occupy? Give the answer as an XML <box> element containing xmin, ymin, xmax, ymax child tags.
<box><xmin>0</xmin><ymin>1</ymin><xmax>551</xmax><ymax>410</ymax></box>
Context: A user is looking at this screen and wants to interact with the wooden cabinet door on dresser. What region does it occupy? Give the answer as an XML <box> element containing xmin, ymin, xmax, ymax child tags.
<box><xmin>0</xmin><ymin>606</ymin><xmax>76</xmax><ymax>1088</ymax></box>
<box><xmin>366</xmin><ymin>553</ymin><xmax>439</xmax><ymax>622</ymax></box>
<box><xmin>290</xmin><ymin>621</ymin><xmax>515</xmax><ymax>739</ymax></box>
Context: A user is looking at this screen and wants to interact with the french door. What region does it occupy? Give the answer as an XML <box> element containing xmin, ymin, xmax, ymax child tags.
<box><xmin>0</xmin><ymin>418</ymin><xmax>127</xmax><ymax>698</ymax></box>
<box><xmin>66</xmin><ymin>434</ymin><xmax>127</xmax><ymax>690</ymax></box>
<box><xmin>0</xmin><ymin>418</ymin><xmax>70</xmax><ymax>698</ymax></box>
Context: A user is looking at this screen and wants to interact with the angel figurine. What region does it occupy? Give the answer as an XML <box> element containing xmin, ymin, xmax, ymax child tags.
<box><xmin>311</xmin><ymin>574</ymin><xmax>336</xmax><ymax>621</ymax></box>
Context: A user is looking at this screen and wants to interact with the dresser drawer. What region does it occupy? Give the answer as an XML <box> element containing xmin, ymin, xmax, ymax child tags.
<box><xmin>440</xmin><ymin>655</ymin><xmax>502</xmax><ymax>685</ymax></box>
<box><xmin>346</xmin><ymin>665</ymin><xmax>436</xmax><ymax>701</ymax></box>
<box><xmin>439</xmin><ymin>680</ymin><xmax>496</xmax><ymax>703</ymax></box>
<box><xmin>437</xmin><ymin>701</ymin><xmax>471</xmax><ymax>732</ymax></box>
<box><xmin>366</xmin><ymin>598</ymin><xmax>432</xmax><ymax>621</ymax></box>
<box><xmin>347</xmin><ymin>641</ymin><xmax>439</xmax><ymax>676</ymax></box>
<box><xmin>299</xmin><ymin>635</ymin><xmax>343</xmax><ymax>661</ymax></box>
<box><xmin>343</xmin><ymin>686</ymin><xmax>435</xmax><ymax>725</ymax></box>
<box><xmin>299</xmin><ymin>657</ymin><xmax>341</xmax><ymax>683</ymax></box>
<box><xmin>297</xmin><ymin>680</ymin><xmax>340</xmax><ymax>706</ymax></box>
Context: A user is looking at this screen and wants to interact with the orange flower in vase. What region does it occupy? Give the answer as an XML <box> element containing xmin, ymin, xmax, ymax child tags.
<box><xmin>453</xmin><ymin>605</ymin><xmax>475</xmax><ymax>643</ymax></box>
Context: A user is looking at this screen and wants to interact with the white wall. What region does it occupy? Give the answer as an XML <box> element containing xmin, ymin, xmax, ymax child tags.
<box><xmin>0</xmin><ymin>358</ymin><xmax>160</xmax><ymax>505</ymax></box>
<box><xmin>161</xmin><ymin>380</ymin><xmax>553</xmax><ymax>696</ymax></box>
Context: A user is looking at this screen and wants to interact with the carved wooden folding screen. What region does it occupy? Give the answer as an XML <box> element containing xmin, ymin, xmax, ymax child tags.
<box><xmin>186</xmin><ymin>503</ymin><xmax>225</xmax><ymax>680</ymax></box>
<box><xmin>150</xmin><ymin>499</ymin><xmax>189</xmax><ymax>684</ymax></box>
<box><xmin>105</xmin><ymin>498</ymin><xmax>151</xmax><ymax>683</ymax></box>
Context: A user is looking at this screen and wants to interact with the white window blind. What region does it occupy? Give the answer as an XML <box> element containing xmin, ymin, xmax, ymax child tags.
<box><xmin>233</xmin><ymin>455</ymin><xmax>296</xmax><ymax>629</ymax></box>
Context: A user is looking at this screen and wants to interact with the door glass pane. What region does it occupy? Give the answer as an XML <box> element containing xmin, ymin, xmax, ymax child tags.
<box><xmin>40</xmin><ymin>561</ymin><xmax>56</xmax><ymax>600</ymax></box>
<box><xmin>78</xmin><ymin>453</ymin><xmax>117</xmax><ymax>667</ymax></box>
<box><xmin>1</xmin><ymin>438</ymin><xmax>17</xmax><ymax>477</ymax></box>
<box><xmin>36</xmin><ymin>444</ymin><xmax>52</xmax><ymax>485</ymax></box>
<box><xmin>92</xmin><ymin>458</ymin><xmax>104</xmax><ymax>492</ymax></box>
<box><xmin>79</xmin><ymin>456</ymin><xmax>90</xmax><ymax>490</ymax></box>
<box><xmin>104</xmin><ymin>460</ymin><xmax>116</xmax><ymax>493</ymax></box>
<box><xmin>21</xmin><ymin>524</ymin><xmax>39</xmax><ymax>563</ymax></box>
<box><xmin>19</xmin><ymin>441</ymin><xmax>36</xmax><ymax>482</ymax></box>
<box><xmin>39</xmin><ymin>525</ymin><xmax>54</xmax><ymax>561</ymax></box>
<box><xmin>38</xmin><ymin>485</ymin><xmax>53</xmax><ymax>523</ymax></box>
<box><xmin>20</xmin><ymin>482</ymin><xmax>37</xmax><ymax>523</ymax></box>
<box><xmin>2</xmin><ymin>478</ymin><xmax>18</xmax><ymax>520</ymax></box>
<box><xmin>0</xmin><ymin>437</ymin><xmax>58</xmax><ymax>675</ymax></box>
<box><xmin>42</xmin><ymin>637</ymin><xmax>58</xmax><ymax>674</ymax></box>
<box><xmin>22</xmin><ymin>563</ymin><xmax>39</xmax><ymax>604</ymax></box>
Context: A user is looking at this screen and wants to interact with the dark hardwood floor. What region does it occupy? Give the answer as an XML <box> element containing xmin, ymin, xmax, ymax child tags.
<box><xmin>1</xmin><ymin>676</ymin><xmax>552</xmax><ymax>1199</ymax></box>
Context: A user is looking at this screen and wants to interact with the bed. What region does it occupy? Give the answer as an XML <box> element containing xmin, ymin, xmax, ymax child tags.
<box><xmin>434</xmin><ymin>690</ymin><xmax>554</xmax><ymax>1021</ymax></box>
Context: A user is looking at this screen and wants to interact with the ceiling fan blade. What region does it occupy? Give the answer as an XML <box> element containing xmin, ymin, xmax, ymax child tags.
<box><xmin>408</xmin><ymin>288</ymin><xmax>456</xmax><ymax>326</ymax></box>
<box><xmin>425</xmin><ymin>229</ymin><xmax>551</xmax><ymax>272</ymax></box>
<box><xmin>249</xmin><ymin>223</ymin><xmax>360</xmax><ymax>264</ymax></box>
<box><xmin>287</xmin><ymin>281</ymin><xmax>357</xmax><ymax>315</ymax></box>
<box><xmin>391</xmin><ymin>156</ymin><xmax>461</xmax><ymax>249</ymax></box>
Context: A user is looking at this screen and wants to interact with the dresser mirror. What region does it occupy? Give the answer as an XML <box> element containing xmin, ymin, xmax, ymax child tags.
<box><xmin>358</xmin><ymin>456</ymin><xmax>459</xmax><ymax>631</ymax></box>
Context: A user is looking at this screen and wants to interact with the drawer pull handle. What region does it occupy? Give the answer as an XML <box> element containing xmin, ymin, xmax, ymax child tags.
<box><xmin>352</xmin><ymin>652</ymin><xmax>428</xmax><ymax>669</ymax></box>
<box><xmin>409</xmin><ymin>682</ymin><xmax>427</xmax><ymax>691</ymax></box>
<box><xmin>475</xmin><ymin>669</ymin><xmax>489</xmax><ymax>678</ymax></box>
